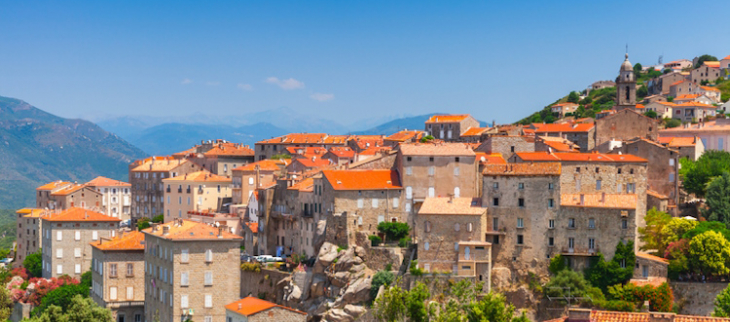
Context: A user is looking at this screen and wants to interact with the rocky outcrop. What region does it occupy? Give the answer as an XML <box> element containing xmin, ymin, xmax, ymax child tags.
<box><xmin>492</xmin><ymin>266</ymin><xmax>512</xmax><ymax>290</ymax></box>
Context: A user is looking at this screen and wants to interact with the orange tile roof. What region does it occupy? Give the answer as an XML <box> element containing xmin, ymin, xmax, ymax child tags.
<box><xmin>515</xmin><ymin>152</ymin><xmax>647</xmax><ymax>163</ymax></box>
<box><xmin>36</xmin><ymin>181</ymin><xmax>71</xmax><ymax>191</ymax></box>
<box><xmin>290</xmin><ymin>157</ymin><xmax>332</xmax><ymax>169</ymax></box>
<box><xmin>322</xmin><ymin>169</ymin><xmax>401</xmax><ymax>191</ymax></box>
<box><xmin>700</xmin><ymin>86</ymin><xmax>721</xmax><ymax>92</ymax></box>
<box><xmin>552</xmin><ymin>102</ymin><xmax>579</xmax><ymax>107</ymax></box>
<box><xmin>85</xmin><ymin>176</ymin><xmax>131</xmax><ymax>187</ymax></box>
<box><xmin>326</xmin><ymin>147</ymin><xmax>356</xmax><ymax>158</ymax></box>
<box><xmin>532</xmin><ymin>123</ymin><xmax>594</xmax><ymax>133</ymax></box>
<box><xmin>225</xmin><ymin>296</ymin><xmax>305</xmax><ymax>317</ymax></box>
<box><xmin>724</xmin><ymin>55</ymin><xmax>730</xmax><ymax>60</ymax></box>
<box><xmin>163</xmin><ymin>171</ymin><xmax>231</xmax><ymax>183</ymax></box>
<box><xmin>399</xmin><ymin>142</ymin><xmax>476</xmax><ymax>156</ymax></box>
<box><xmin>132</xmin><ymin>158</ymin><xmax>189</xmax><ymax>172</ymax></box>
<box><xmin>554</xmin><ymin>310</ymin><xmax>730</xmax><ymax>322</ymax></box>
<box><xmin>285</xmin><ymin>146</ymin><xmax>327</xmax><ymax>156</ymax></box>
<box><xmin>385</xmin><ymin>130</ymin><xmax>423</xmax><ymax>142</ymax></box>
<box><xmin>17</xmin><ymin>208</ymin><xmax>43</xmax><ymax>218</ymax></box>
<box><xmin>636</xmin><ymin>251</ymin><xmax>669</xmax><ymax>264</ymax></box>
<box><xmin>244</xmin><ymin>222</ymin><xmax>259</xmax><ymax>233</ymax></box>
<box><xmin>233</xmin><ymin>160</ymin><xmax>288</xmax><ymax>172</ymax></box>
<box><xmin>359</xmin><ymin>146</ymin><xmax>393</xmax><ymax>155</ymax></box>
<box><xmin>257</xmin><ymin>133</ymin><xmax>348</xmax><ymax>145</ymax></box>
<box><xmin>288</xmin><ymin>177</ymin><xmax>314</xmax><ymax>191</ymax></box>
<box><xmin>425</xmin><ymin>114</ymin><xmax>472</xmax><ymax>123</ymax></box>
<box><xmin>660</xmin><ymin>136</ymin><xmax>697</xmax><ymax>147</ymax></box>
<box><xmin>143</xmin><ymin>219</ymin><xmax>241</xmax><ymax>241</ymax></box>
<box><xmin>635</xmin><ymin>104</ymin><xmax>645</xmax><ymax>109</ymax></box>
<box><xmin>703</xmin><ymin>61</ymin><xmax>721</xmax><ymax>68</ymax></box>
<box><xmin>418</xmin><ymin>197</ymin><xmax>485</xmax><ymax>216</ymax></box>
<box><xmin>560</xmin><ymin>193</ymin><xmax>637</xmax><ymax>209</ymax></box>
<box><xmin>50</xmin><ymin>184</ymin><xmax>87</xmax><ymax>196</ymax></box>
<box><xmin>540</xmin><ymin>137</ymin><xmax>579</xmax><ymax>152</ymax></box>
<box><xmin>670</xmin><ymin>80</ymin><xmax>686</xmax><ymax>87</ymax></box>
<box><xmin>675</xmin><ymin>94</ymin><xmax>701</xmax><ymax>100</ymax></box>
<box><xmin>461</xmin><ymin>127</ymin><xmax>489</xmax><ymax>137</ymax></box>
<box><xmin>483</xmin><ymin>163</ymin><xmax>561</xmax><ymax>176</ymax></box>
<box><xmin>673</xmin><ymin>102</ymin><xmax>716</xmax><ymax>108</ymax></box>
<box><xmin>203</xmin><ymin>143</ymin><xmax>255</xmax><ymax>157</ymax></box>
<box><xmin>475</xmin><ymin>152</ymin><xmax>506</xmax><ymax>164</ymax></box>
<box><xmin>91</xmin><ymin>231</ymin><xmax>145</xmax><ymax>251</ymax></box>
<box><xmin>647</xmin><ymin>189</ymin><xmax>669</xmax><ymax>199</ymax></box>
<box><xmin>43</xmin><ymin>207</ymin><xmax>121</xmax><ymax>222</ymax></box>
<box><xmin>653</xmin><ymin>101</ymin><xmax>677</xmax><ymax>106</ymax></box>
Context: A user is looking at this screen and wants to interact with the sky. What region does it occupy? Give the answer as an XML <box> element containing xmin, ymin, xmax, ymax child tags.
<box><xmin>1</xmin><ymin>0</ymin><xmax>729</xmax><ymax>128</ymax></box>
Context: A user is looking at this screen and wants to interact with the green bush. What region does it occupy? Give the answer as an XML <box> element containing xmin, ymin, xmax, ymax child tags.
<box><xmin>369</xmin><ymin>235</ymin><xmax>382</xmax><ymax>247</ymax></box>
<box><xmin>371</xmin><ymin>270</ymin><xmax>395</xmax><ymax>300</ymax></box>
<box><xmin>23</xmin><ymin>249</ymin><xmax>43</xmax><ymax>278</ymax></box>
<box><xmin>151</xmin><ymin>215</ymin><xmax>164</xmax><ymax>223</ymax></box>
<box><xmin>398</xmin><ymin>237</ymin><xmax>411</xmax><ymax>248</ymax></box>
<box><xmin>137</xmin><ymin>217</ymin><xmax>151</xmax><ymax>231</ymax></box>
<box><xmin>548</xmin><ymin>254</ymin><xmax>567</xmax><ymax>275</ymax></box>
<box><xmin>377</xmin><ymin>222</ymin><xmax>410</xmax><ymax>243</ymax></box>
<box><xmin>420</xmin><ymin>135</ymin><xmax>435</xmax><ymax>143</ymax></box>
<box><xmin>665</xmin><ymin>118</ymin><xmax>681</xmax><ymax>128</ymax></box>
<box><xmin>32</xmin><ymin>284</ymin><xmax>89</xmax><ymax>316</ymax></box>
<box><xmin>409</xmin><ymin>260</ymin><xmax>424</xmax><ymax>277</ymax></box>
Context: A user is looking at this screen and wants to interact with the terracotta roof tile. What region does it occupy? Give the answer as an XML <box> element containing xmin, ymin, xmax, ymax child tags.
<box><xmin>475</xmin><ymin>152</ymin><xmax>506</xmax><ymax>164</ymax></box>
<box><xmin>661</xmin><ymin>137</ymin><xmax>697</xmax><ymax>147</ymax></box>
<box><xmin>36</xmin><ymin>181</ymin><xmax>71</xmax><ymax>191</ymax></box>
<box><xmin>670</xmin><ymin>80</ymin><xmax>687</xmax><ymax>86</ymax></box>
<box><xmin>225</xmin><ymin>296</ymin><xmax>305</xmax><ymax>317</ymax></box>
<box><xmin>50</xmin><ymin>184</ymin><xmax>88</xmax><ymax>196</ymax></box>
<box><xmin>515</xmin><ymin>152</ymin><xmax>647</xmax><ymax>163</ymax></box>
<box><xmin>675</xmin><ymin>94</ymin><xmax>701</xmax><ymax>100</ymax></box>
<box><xmin>425</xmin><ymin>114</ymin><xmax>472</xmax><ymax>123</ymax></box>
<box><xmin>399</xmin><ymin>142</ymin><xmax>476</xmax><ymax>156</ymax></box>
<box><xmin>560</xmin><ymin>193</ymin><xmax>637</xmax><ymax>209</ymax></box>
<box><xmin>673</xmin><ymin>102</ymin><xmax>715</xmax><ymax>108</ymax></box>
<box><xmin>132</xmin><ymin>158</ymin><xmax>189</xmax><ymax>172</ymax></box>
<box><xmin>703</xmin><ymin>61</ymin><xmax>721</xmax><ymax>68</ymax></box>
<box><xmin>461</xmin><ymin>127</ymin><xmax>489</xmax><ymax>137</ymax></box>
<box><xmin>326</xmin><ymin>147</ymin><xmax>356</xmax><ymax>158</ymax></box>
<box><xmin>359</xmin><ymin>146</ymin><xmax>392</xmax><ymax>155</ymax></box>
<box><xmin>203</xmin><ymin>143</ymin><xmax>255</xmax><ymax>157</ymax></box>
<box><xmin>386</xmin><ymin>130</ymin><xmax>424</xmax><ymax>142</ymax></box>
<box><xmin>533</xmin><ymin>123</ymin><xmax>594</xmax><ymax>133</ymax></box>
<box><xmin>85</xmin><ymin>176</ymin><xmax>131</xmax><ymax>187</ymax></box>
<box><xmin>17</xmin><ymin>208</ymin><xmax>43</xmax><ymax>218</ymax></box>
<box><xmin>257</xmin><ymin>133</ymin><xmax>348</xmax><ymax>145</ymax></box>
<box><xmin>285</xmin><ymin>146</ymin><xmax>328</xmax><ymax>156</ymax></box>
<box><xmin>143</xmin><ymin>219</ymin><xmax>241</xmax><ymax>241</ymax></box>
<box><xmin>163</xmin><ymin>171</ymin><xmax>231</xmax><ymax>183</ymax></box>
<box><xmin>288</xmin><ymin>177</ymin><xmax>314</xmax><ymax>191</ymax></box>
<box><xmin>42</xmin><ymin>207</ymin><xmax>121</xmax><ymax>222</ymax></box>
<box><xmin>552</xmin><ymin>102</ymin><xmax>579</xmax><ymax>107</ymax></box>
<box><xmin>91</xmin><ymin>231</ymin><xmax>145</xmax><ymax>251</ymax></box>
<box><xmin>244</xmin><ymin>222</ymin><xmax>259</xmax><ymax>233</ymax></box>
<box><xmin>483</xmin><ymin>163</ymin><xmax>561</xmax><ymax>176</ymax></box>
<box><xmin>700</xmin><ymin>86</ymin><xmax>721</xmax><ymax>92</ymax></box>
<box><xmin>636</xmin><ymin>251</ymin><xmax>669</xmax><ymax>264</ymax></box>
<box><xmin>418</xmin><ymin>197</ymin><xmax>485</xmax><ymax>216</ymax></box>
<box><xmin>233</xmin><ymin>160</ymin><xmax>288</xmax><ymax>172</ymax></box>
<box><xmin>322</xmin><ymin>169</ymin><xmax>401</xmax><ymax>191</ymax></box>
<box><xmin>559</xmin><ymin>309</ymin><xmax>730</xmax><ymax>322</ymax></box>
<box><xmin>647</xmin><ymin>189</ymin><xmax>669</xmax><ymax>199</ymax></box>
<box><xmin>290</xmin><ymin>157</ymin><xmax>333</xmax><ymax>169</ymax></box>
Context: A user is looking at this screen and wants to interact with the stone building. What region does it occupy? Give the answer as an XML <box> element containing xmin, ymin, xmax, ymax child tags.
<box><xmin>670</xmin><ymin>102</ymin><xmax>717</xmax><ymax>123</ymax></box>
<box><xmin>482</xmin><ymin>162</ymin><xmax>640</xmax><ymax>275</ymax></box>
<box><xmin>631</xmin><ymin>252</ymin><xmax>669</xmax><ymax>286</ymax></box>
<box><xmin>200</xmin><ymin>143</ymin><xmax>255</xmax><ymax>176</ymax></box>
<box><xmin>395</xmin><ymin>143</ymin><xmax>478</xmax><ymax>225</ymax></box>
<box><xmin>225</xmin><ymin>296</ymin><xmax>306</xmax><ymax>322</ymax></box>
<box><xmin>609</xmin><ymin>138</ymin><xmax>679</xmax><ymax>206</ymax></box>
<box><xmin>162</xmin><ymin>171</ymin><xmax>232</xmax><ymax>223</ymax></box>
<box><xmin>594</xmin><ymin>109</ymin><xmax>658</xmax><ymax>149</ymax></box>
<box><xmin>90</xmin><ymin>231</ymin><xmax>145</xmax><ymax>322</ymax></box>
<box><xmin>36</xmin><ymin>181</ymin><xmax>102</xmax><ymax>211</ymax></box>
<box><xmin>690</xmin><ymin>61</ymin><xmax>722</xmax><ymax>84</ymax></box>
<box><xmin>286</xmin><ymin>156</ymin><xmax>333</xmax><ymax>174</ymax></box>
<box><xmin>459</xmin><ymin>127</ymin><xmax>491</xmax><ymax>143</ymax></box>
<box><xmin>36</xmin><ymin>181</ymin><xmax>71</xmax><ymax>209</ymax></box>
<box><xmin>657</xmin><ymin>136</ymin><xmax>704</xmax><ymax>160</ymax></box>
<box><xmin>230</xmin><ymin>160</ymin><xmax>288</xmax><ymax>214</ymax></box>
<box><xmin>533</xmin><ymin>123</ymin><xmax>595</xmax><ymax>152</ymax></box>
<box><xmin>551</xmin><ymin>103</ymin><xmax>579</xmax><ymax>117</ymax></box>
<box><xmin>14</xmin><ymin>208</ymin><xmax>43</xmax><ymax>268</ymax></box>
<box><xmin>415</xmin><ymin>197</ymin><xmax>491</xmax><ymax>292</ymax></box>
<box><xmin>534</xmin><ymin>136</ymin><xmax>580</xmax><ymax>153</ymax></box>
<box><xmin>284</xmin><ymin>177</ymin><xmax>318</xmax><ymax>257</ymax></box>
<box><xmin>615</xmin><ymin>53</ymin><xmax>637</xmax><ymax>111</ymax></box>
<box><xmin>659</xmin><ymin>119</ymin><xmax>730</xmax><ymax>152</ymax></box>
<box><xmin>129</xmin><ymin>157</ymin><xmax>200</xmax><ymax>224</ymax></box>
<box><xmin>322</xmin><ymin>147</ymin><xmax>356</xmax><ymax>166</ymax></box>
<box><xmin>424</xmin><ymin>114</ymin><xmax>480</xmax><ymax>142</ymax></box>
<box><xmin>474</xmin><ymin>135</ymin><xmax>535</xmax><ymax>160</ymax></box>
<box><xmin>648</xmin><ymin>71</ymin><xmax>686</xmax><ymax>96</ymax></box>
<box><xmin>644</xmin><ymin>101</ymin><xmax>676</xmax><ymax>119</ymax></box>
<box><xmin>143</xmin><ymin>219</ymin><xmax>242</xmax><ymax>322</ymax></box>
<box><xmin>86</xmin><ymin>176</ymin><xmax>132</xmax><ymax>221</ymax></box>
<box><xmin>318</xmin><ymin>169</ymin><xmax>405</xmax><ymax>247</ymax></box>
<box><xmin>254</xmin><ymin>133</ymin><xmax>349</xmax><ymax>161</ymax></box>
<box><xmin>41</xmin><ymin>208</ymin><xmax>121</xmax><ymax>278</ymax></box>
<box><xmin>587</xmin><ymin>80</ymin><xmax>615</xmax><ymax>94</ymax></box>
<box><xmin>383</xmin><ymin>130</ymin><xmax>425</xmax><ymax>147</ymax></box>
<box><xmin>669</xmin><ymin>80</ymin><xmax>695</xmax><ymax>98</ymax></box>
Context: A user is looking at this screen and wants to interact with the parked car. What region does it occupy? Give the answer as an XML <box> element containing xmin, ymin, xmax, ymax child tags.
<box><xmin>241</xmin><ymin>254</ymin><xmax>254</xmax><ymax>262</ymax></box>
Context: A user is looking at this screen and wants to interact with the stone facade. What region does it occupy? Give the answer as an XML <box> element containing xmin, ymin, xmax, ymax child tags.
<box><xmin>474</xmin><ymin>135</ymin><xmax>535</xmax><ymax>161</ymax></box>
<box><xmin>90</xmin><ymin>231</ymin><xmax>145</xmax><ymax>322</ymax></box>
<box><xmin>86</xmin><ymin>177</ymin><xmax>132</xmax><ymax>221</ymax></box>
<box><xmin>142</xmin><ymin>220</ymin><xmax>242</xmax><ymax>322</ymax></box>
<box><xmin>595</xmin><ymin>109</ymin><xmax>658</xmax><ymax>149</ymax></box>
<box><xmin>36</xmin><ymin>181</ymin><xmax>102</xmax><ymax>211</ymax></box>
<box><xmin>254</xmin><ymin>134</ymin><xmax>348</xmax><ymax>161</ymax></box>
<box><xmin>690</xmin><ymin>63</ymin><xmax>722</xmax><ymax>84</ymax></box>
<box><xmin>615</xmin><ymin>53</ymin><xmax>638</xmax><ymax>111</ymax></box>
<box><xmin>162</xmin><ymin>171</ymin><xmax>232</xmax><ymax>223</ymax></box>
<box><xmin>40</xmin><ymin>208</ymin><xmax>121</xmax><ymax>279</ymax></box>
<box><xmin>14</xmin><ymin>209</ymin><xmax>42</xmax><ymax>268</ymax></box>
<box><xmin>631</xmin><ymin>252</ymin><xmax>668</xmax><ymax>284</ymax></box>
<box><xmin>130</xmin><ymin>157</ymin><xmax>200</xmax><ymax>223</ymax></box>
<box><xmin>424</xmin><ymin>114</ymin><xmax>480</xmax><ymax>142</ymax></box>
<box><xmin>610</xmin><ymin>139</ymin><xmax>679</xmax><ymax>205</ymax></box>
<box><xmin>225</xmin><ymin>296</ymin><xmax>306</xmax><ymax>322</ymax></box>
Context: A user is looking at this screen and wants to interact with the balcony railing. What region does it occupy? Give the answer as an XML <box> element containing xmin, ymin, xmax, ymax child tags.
<box><xmin>561</xmin><ymin>246</ymin><xmax>600</xmax><ymax>256</ymax></box>
<box><xmin>105</xmin><ymin>301</ymin><xmax>145</xmax><ymax>309</ymax></box>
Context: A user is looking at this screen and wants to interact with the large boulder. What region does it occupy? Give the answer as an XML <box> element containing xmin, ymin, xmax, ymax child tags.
<box><xmin>314</xmin><ymin>242</ymin><xmax>339</xmax><ymax>274</ymax></box>
<box><xmin>492</xmin><ymin>267</ymin><xmax>512</xmax><ymax>290</ymax></box>
<box><xmin>341</xmin><ymin>276</ymin><xmax>372</xmax><ymax>304</ymax></box>
<box><xmin>331</xmin><ymin>271</ymin><xmax>350</xmax><ymax>288</ymax></box>
<box><xmin>344</xmin><ymin>305</ymin><xmax>366</xmax><ymax>318</ymax></box>
<box><xmin>313</xmin><ymin>219</ymin><xmax>327</xmax><ymax>250</ymax></box>
<box><xmin>323</xmin><ymin>308</ymin><xmax>354</xmax><ymax>322</ymax></box>
<box><xmin>336</xmin><ymin>248</ymin><xmax>363</xmax><ymax>272</ymax></box>
<box><xmin>310</xmin><ymin>274</ymin><xmax>327</xmax><ymax>298</ymax></box>
<box><xmin>286</xmin><ymin>285</ymin><xmax>302</xmax><ymax>303</ymax></box>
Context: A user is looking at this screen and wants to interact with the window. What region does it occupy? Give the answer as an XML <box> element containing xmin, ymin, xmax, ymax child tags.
<box><xmin>181</xmin><ymin>272</ymin><xmax>189</xmax><ymax>286</ymax></box>
<box><xmin>575</xmin><ymin>179</ymin><xmax>581</xmax><ymax>191</ymax></box>
<box><xmin>56</xmin><ymin>231</ymin><xmax>62</xmax><ymax>241</ymax></box>
<box><xmin>406</xmin><ymin>186</ymin><xmax>412</xmax><ymax>199</ymax></box>
<box><xmin>517</xmin><ymin>218</ymin><xmax>524</xmax><ymax>228</ymax></box>
<box><xmin>493</xmin><ymin>235</ymin><xmax>500</xmax><ymax>244</ymax></box>
<box><xmin>127</xmin><ymin>263</ymin><xmax>134</xmax><ymax>276</ymax></box>
<box><xmin>205</xmin><ymin>249</ymin><xmax>213</xmax><ymax>262</ymax></box>
<box><xmin>110</xmin><ymin>287</ymin><xmax>117</xmax><ymax>300</ymax></box>
<box><xmin>549</xmin><ymin>237</ymin><xmax>554</xmax><ymax>246</ymax></box>
<box><xmin>204</xmin><ymin>271</ymin><xmax>213</xmax><ymax>285</ymax></box>
<box><xmin>372</xmin><ymin>198</ymin><xmax>379</xmax><ymax>208</ymax></box>
<box><xmin>425</xmin><ymin>221</ymin><xmax>432</xmax><ymax>233</ymax></box>
<box><xmin>464</xmin><ymin>247</ymin><xmax>471</xmax><ymax>260</ymax></box>
<box><xmin>454</xmin><ymin>223</ymin><xmax>460</xmax><ymax>231</ymax></box>
<box><xmin>428</xmin><ymin>187</ymin><xmax>435</xmax><ymax>197</ymax></box>
<box><xmin>548</xmin><ymin>198</ymin><xmax>554</xmax><ymax>208</ymax></box>
<box><xmin>627</xmin><ymin>183</ymin><xmax>636</xmax><ymax>193</ymax></box>
<box><xmin>454</xmin><ymin>187</ymin><xmax>460</xmax><ymax>197</ymax></box>
<box><xmin>181</xmin><ymin>295</ymin><xmax>189</xmax><ymax>308</ymax></box>
<box><xmin>492</xmin><ymin>218</ymin><xmax>498</xmax><ymax>230</ymax></box>
<box><xmin>568</xmin><ymin>218</ymin><xmax>575</xmax><ymax>228</ymax></box>
<box><xmin>669</xmin><ymin>173</ymin><xmax>675</xmax><ymax>182</ymax></box>
<box><xmin>617</xmin><ymin>183</ymin><xmax>623</xmax><ymax>193</ymax></box>
<box><xmin>56</xmin><ymin>248</ymin><xmax>63</xmax><ymax>258</ymax></box>
<box><xmin>518</xmin><ymin>183</ymin><xmax>524</xmax><ymax>190</ymax></box>
<box><xmin>75</xmin><ymin>264</ymin><xmax>81</xmax><ymax>274</ymax></box>
<box><xmin>205</xmin><ymin>294</ymin><xmax>213</xmax><ymax>308</ymax></box>
<box><xmin>518</xmin><ymin>198</ymin><xmax>524</xmax><ymax>207</ymax></box>
<box><xmin>74</xmin><ymin>248</ymin><xmax>81</xmax><ymax>258</ymax></box>
<box><xmin>493</xmin><ymin>182</ymin><xmax>499</xmax><ymax>189</ymax></box>
<box><xmin>357</xmin><ymin>198</ymin><xmax>363</xmax><ymax>208</ymax></box>
<box><xmin>393</xmin><ymin>197</ymin><xmax>399</xmax><ymax>208</ymax></box>
<box><xmin>589</xmin><ymin>238</ymin><xmax>595</xmax><ymax>251</ymax></box>
<box><xmin>548</xmin><ymin>183</ymin><xmax>554</xmax><ymax>190</ymax></box>
<box><xmin>669</xmin><ymin>158</ymin><xmax>675</xmax><ymax>166</ymax></box>
<box><xmin>424</xmin><ymin>242</ymin><xmax>430</xmax><ymax>250</ymax></box>
<box><xmin>589</xmin><ymin>218</ymin><xmax>595</xmax><ymax>229</ymax></box>
<box><xmin>56</xmin><ymin>264</ymin><xmax>63</xmax><ymax>275</ymax></box>
<box><xmin>127</xmin><ymin>287</ymin><xmax>133</xmax><ymax>300</ymax></box>
<box><xmin>467</xmin><ymin>222</ymin><xmax>473</xmax><ymax>232</ymax></box>
<box><xmin>423</xmin><ymin>264</ymin><xmax>430</xmax><ymax>272</ymax></box>
<box><xmin>596</xmin><ymin>180</ymin><xmax>602</xmax><ymax>190</ymax></box>
<box><xmin>428</xmin><ymin>166</ymin><xmax>435</xmax><ymax>176</ymax></box>
<box><xmin>622</xmin><ymin>219</ymin><xmax>628</xmax><ymax>229</ymax></box>
<box><xmin>406</xmin><ymin>166</ymin><xmax>412</xmax><ymax>175</ymax></box>
<box><xmin>110</xmin><ymin>264</ymin><xmax>117</xmax><ymax>277</ymax></box>
<box><xmin>493</xmin><ymin>198</ymin><xmax>499</xmax><ymax>206</ymax></box>
<box><xmin>517</xmin><ymin>235</ymin><xmax>524</xmax><ymax>245</ymax></box>
<box><xmin>75</xmin><ymin>231</ymin><xmax>80</xmax><ymax>241</ymax></box>
<box><xmin>642</xmin><ymin>266</ymin><xmax>649</xmax><ymax>278</ymax></box>
<box><xmin>205</xmin><ymin>317</ymin><xmax>213</xmax><ymax>322</ymax></box>
<box><xmin>575</xmin><ymin>167</ymin><xmax>580</xmax><ymax>173</ymax></box>
<box><xmin>549</xmin><ymin>219</ymin><xmax>555</xmax><ymax>229</ymax></box>
<box><xmin>429</xmin><ymin>157</ymin><xmax>434</xmax><ymax>162</ymax></box>
<box><xmin>92</xmin><ymin>231</ymin><xmax>98</xmax><ymax>241</ymax></box>
<box><xmin>454</xmin><ymin>167</ymin><xmax>460</xmax><ymax>176</ymax></box>
<box><xmin>568</xmin><ymin>238</ymin><xmax>575</xmax><ymax>249</ymax></box>
<box><xmin>378</xmin><ymin>215</ymin><xmax>385</xmax><ymax>223</ymax></box>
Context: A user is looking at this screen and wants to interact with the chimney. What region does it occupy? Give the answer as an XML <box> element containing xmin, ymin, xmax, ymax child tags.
<box><xmin>579</xmin><ymin>194</ymin><xmax>585</xmax><ymax>206</ymax></box>
<box><xmin>648</xmin><ymin>312</ymin><xmax>676</xmax><ymax>322</ymax></box>
<box><xmin>162</xmin><ymin>226</ymin><xmax>170</xmax><ymax>236</ymax></box>
<box><xmin>567</xmin><ymin>308</ymin><xmax>591</xmax><ymax>322</ymax></box>
<box><xmin>448</xmin><ymin>194</ymin><xmax>454</xmax><ymax>203</ymax></box>
<box><xmin>217</xmin><ymin>227</ymin><xmax>224</xmax><ymax>238</ymax></box>
<box><xmin>238</xmin><ymin>303</ymin><xmax>242</xmax><ymax>310</ymax></box>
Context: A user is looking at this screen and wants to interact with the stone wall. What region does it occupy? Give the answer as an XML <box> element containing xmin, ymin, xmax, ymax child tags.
<box><xmin>10</xmin><ymin>302</ymin><xmax>32</xmax><ymax>322</ymax></box>
<box><xmin>475</xmin><ymin>136</ymin><xmax>534</xmax><ymax>161</ymax></box>
<box><xmin>240</xmin><ymin>269</ymin><xmax>291</xmax><ymax>302</ymax></box>
<box><xmin>671</xmin><ymin>282</ymin><xmax>728</xmax><ymax>316</ymax></box>
<box><xmin>595</xmin><ymin>109</ymin><xmax>658</xmax><ymax>148</ymax></box>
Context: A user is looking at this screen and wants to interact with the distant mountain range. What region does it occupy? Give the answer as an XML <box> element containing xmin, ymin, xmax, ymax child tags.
<box><xmin>0</xmin><ymin>96</ymin><xmax>147</xmax><ymax>209</ymax></box>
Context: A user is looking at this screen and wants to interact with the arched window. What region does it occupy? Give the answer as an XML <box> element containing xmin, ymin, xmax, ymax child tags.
<box><xmin>424</xmin><ymin>242</ymin><xmax>430</xmax><ymax>250</ymax></box>
<box><xmin>425</xmin><ymin>221</ymin><xmax>432</xmax><ymax>233</ymax></box>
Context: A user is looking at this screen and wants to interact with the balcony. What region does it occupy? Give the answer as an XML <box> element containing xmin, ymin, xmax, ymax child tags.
<box><xmin>561</xmin><ymin>246</ymin><xmax>600</xmax><ymax>256</ymax></box>
<box><xmin>105</xmin><ymin>301</ymin><xmax>145</xmax><ymax>309</ymax></box>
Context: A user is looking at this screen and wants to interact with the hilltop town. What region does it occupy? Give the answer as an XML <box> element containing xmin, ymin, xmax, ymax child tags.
<box><xmin>5</xmin><ymin>53</ymin><xmax>730</xmax><ymax>322</ymax></box>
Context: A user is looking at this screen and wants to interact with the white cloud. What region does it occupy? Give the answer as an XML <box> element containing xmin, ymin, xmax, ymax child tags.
<box><xmin>206</xmin><ymin>81</ymin><xmax>220</xmax><ymax>86</ymax></box>
<box><xmin>181</xmin><ymin>78</ymin><xmax>193</xmax><ymax>85</ymax></box>
<box><xmin>265</xmin><ymin>77</ymin><xmax>305</xmax><ymax>90</ymax></box>
<box><xmin>237</xmin><ymin>83</ymin><xmax>253</xmax><ymax>91</ymax></box>
<box><xmin>310</xmin><ymin>93</ymin><xmax>335</xmax><ymax>102</ymax></box>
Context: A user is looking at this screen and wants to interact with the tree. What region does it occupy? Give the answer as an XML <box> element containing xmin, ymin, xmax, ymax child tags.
<box><xmin>567</xmin><ymin>91</ymin><xmax>580</xmax><ymax>104</ymax></box>
<box><xmin>151</xmin><ymin>215</ymin><xmax>164</xmax><ymax>223</ymax></box>
<box><xmin>32</xmin><ymin>283</ymin><xmax>89</xmax><ymax>316</ymax></box>
<box><xmin>377</xmin><ymin>222</ymin><xmax>410</xmax><ymax>243</ymax></box>
<box><xmin>373</xmin><ymin>281</ymin><xmax>407</xmax><ymax>322</ymax></box>
<box><xmin>660</xmin><ymin>218</ymin><xmax>698</xmax><ymax>246</ymax></box>
<box><xmin>714</xmin><ymin>283</ymin><xmax>730</xmax><ymax>317</ymax></box>
<box><xmin>665</xmin><ymin>118</ymin><xmax>681</xmax><ymax>128</ymax></box>
<box><xmin>25</xmin><ymin>295</ymin><xmax>113</xmax><ymax>322</ymax></box>
<box><xmin>639</xmin><ymin>208</ymin><xmax>673</xmax><ymax>253</ymax></box>
<box><xmin>371</xmin><ymin>270</ymin><xmax>395</xmax><ymax>300</ymax></box>
<box><xmin>666</xmin><ymin>96</ymin><xmax>674</xmax><ymax>102</ymax></box>
<box><xmin>705</xmin><ymin>172</ymin><xmax>730</xmax><ymax>225</ymax></box>
<box><xmin>137</xmin><ymin>217</ymin><xmax>151</xmax><ymax>231</ymax></box>
<box><xmin>468</xmin><ymin>292</ymin><xmax>523</xmax><ymax>322</ymax></box>
<box><xmin>688</xmin><ymin>231</ymin><xmax>730</xmax><ymax>276</ymax></box>
<box><xmin>695</xmin><ymin>55</ymin><xmax>719</xmax><ymax>68</ymax></box>
<box><xmin>643</xmin><ymin>110</ymin><xmax>657</xmax><ymax>118</ymax></box>
<box><xmin>679</xmin><ymin>150</ymin><xmax>730</xmax><ymax>197</ymax></box>
<box><xmin>633</xmin><ymin>63</ymin><xmax>643</xmax><ymax>76</ymax></box>
<box><xmin>585</xmin><ymin>242</ymin><xmax>635</xmax><ymax>292</ymax></box>
<box><xmin>405</xmin><ymin>282</ymin><xmax>430</xmax><ymax>322</ymax></box>
<box><xmin>0</xmin><ymin>287</ymin><xmax>13</xmax><ymax>321</ymax></box>
<box><xmin>637</xmin><ymin>85</ymin><xmax>648</xmax><ymax>99</ymax></box>
<box><xmin>544</xmin><ymin>270</ymin><xmax>597</xmax><ymax>299</ymax></box>
<box><xmin>23</xmin><ymin>249</ymin><xmax>43</xmax><ymax>278</ymax></box>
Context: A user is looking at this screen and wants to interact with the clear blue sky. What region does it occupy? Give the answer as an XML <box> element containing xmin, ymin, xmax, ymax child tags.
<box><xmin>1</xmin><ymin>0</ymin><xmax>729</xmax><ymax>126</ymax></box>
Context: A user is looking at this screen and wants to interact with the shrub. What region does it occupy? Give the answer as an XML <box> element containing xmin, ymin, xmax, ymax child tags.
<box><xmin>548</xmin><ymin>254</ymin><xmax>567</xmax><ymax>275</ymax></box>
<box><xmin>270</xmin><ymin>154</ymin><xmax>292</xmax><ymax>160</ymax></box>
<box><xmin>371</xmin><ymin>270</ymin><xmax>395</xmax><ymax>300</ymax></box>
<box><xmin>409</xmin><ymin>260</ymin><xmax>424</xmax><ymax>277</ymax></box>
<box><xmin>420</xmin><ymin>135</ymin><xmax>435</xmax><ymax>143</ymax></box>
<box><xmin>377</xmin><ymin>222</ymin><xmax>410</xmax><ymax>242</ymax></box>
<box><xmin>241</xmin><ymin>262</ymin><xmax>261</xmax><ymax>272</ymax></box>
<box><xmin>369</xmin><ymin>235</ymin><xmax>382</xmax><ymax>247</ymax></box>
<box><xmin>398</xmin><ymin>237</ymin><xmax>411</xmax><ymax>248</ymax></box>
<box><xmin>23</xmin><ymin>250</ymin><xmax>42</xmax><ymax>278</ymax></box>
<box><xmin>137</xmin><ymin>217</ymin><xmax>151</xmax><ymax>231</ymax></box>
<box><xmin>337</xmin><ymin>245</ymin><xmax>347</xmax><ymax>253</ymax></box>
<box><xmin>151</xmin><ymin>215</ymin><xmax>164</xmax><ymax>223</ymax></box>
